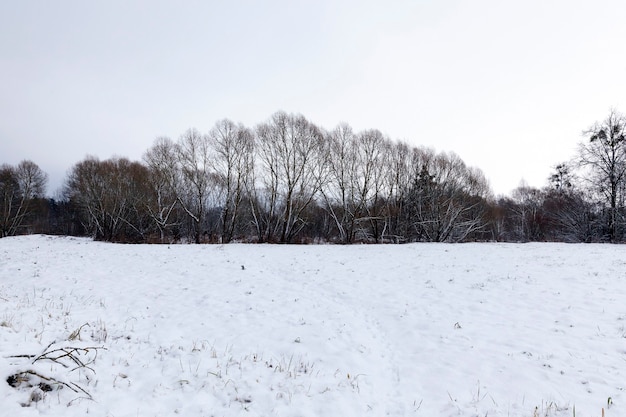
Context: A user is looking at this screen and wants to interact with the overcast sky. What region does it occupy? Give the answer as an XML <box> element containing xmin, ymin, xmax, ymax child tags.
<box><xmin>2</xmin><ymin>0</ymin><xmax>626</xmax><ymax>197</ymax></box>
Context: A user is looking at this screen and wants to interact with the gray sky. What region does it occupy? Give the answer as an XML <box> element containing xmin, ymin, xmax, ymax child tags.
<box><xmin>2</xmin><ymin>0</ymin><xmax>626</xmax><ymax>197</ymax></box>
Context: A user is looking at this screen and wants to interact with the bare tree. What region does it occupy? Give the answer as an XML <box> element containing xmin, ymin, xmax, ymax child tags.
<box><xmin>176</xmin><ymin>128</ymin><xmax>218</xmax><ymax>243</ymax></box>
<box><xmin>577</xmin><ymin>109</ymin><xmax>626</xmax><ymax>242</ymax></box>
<box><xmin>321</xmin><ymin>128</ymin><xmax>413</xmax><ymax>243</ymax></box>
<box><xmin>143</xmin><ymin>137</ymin><xmax>181</xmax><ymax>242</ymax></box>
<box><xmin>381</xmin><ymin>141</ymin><xmax>413</xmax><ymax>242</ymax></box>
<box><xmin>65</xmin><ymin>157</ymin><xmax>104</xmax><ymax>238</ymax></box>
<box><xmin>509</xmin><ymin>181</ymin><xmax>545</xmax><ymax>241</ymax></box>
<box><xmin>0</xmin><ymin>161</ymin><xmax>48</xmax><ymax>237</ymax></box>
<box><xmin>321</xmin><ymin>128</ymin><xmax>391</xmax><ymax>243</ymax></box>
<box><xmin>405</xmin><ymin>150</ymin><xmax>489</xmax><ymax>242</ymax></box>
<box><xmin>208</xmin><ymin>119</ymin><xmax>254</xmax><ymax>243</ymax></box>
<box><xmin>0</xmin><ymin>165</ymin><xmax>23</xmax><ymax>237</ymax></box>
<box><xmin>356</xmin><ymin>129</ymin><xmax>390</xmax><ymax>242</ymax></box>
<box><xmin>120</xmin><ymin>159</ymin><xmax>155</xmax><ymax>240</ymax></box>
<box><xmin>252</xmin><ymin>112</ymin><xmax>325</xmax><ymax>243</ymax></box>
<box><xmin>543</xmin><ymin>164</ymin><xmax>596</xmax><ymax>242</ymax></box>
<box><xmin>65</xmin><ymin>157</ymin><xmax>152</xmax><ymax>241</ymax></box>
<box><xmin>319</xmin><ymin>123</ymin><xmax>359</xmax><ymax>242</ymax></box>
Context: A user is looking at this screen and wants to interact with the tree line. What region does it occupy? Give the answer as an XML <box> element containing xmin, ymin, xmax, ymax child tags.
<box><xmin>3</xmin><ymin>110</ymin><xmax>626</xmax><ymax>243</ymax></box>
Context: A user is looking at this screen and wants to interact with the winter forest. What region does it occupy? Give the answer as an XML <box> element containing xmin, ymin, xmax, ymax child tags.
<box><xmin>3</xmin><ymin>109</ymin><xmax>626</xmax><ymax>244</ymax></box>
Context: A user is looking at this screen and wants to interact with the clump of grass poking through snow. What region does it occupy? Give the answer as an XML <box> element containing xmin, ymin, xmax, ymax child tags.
<box><xmin>0</xmin><ymin>314</ymin><xmax>14</xmax><ymax>329</ymax></box>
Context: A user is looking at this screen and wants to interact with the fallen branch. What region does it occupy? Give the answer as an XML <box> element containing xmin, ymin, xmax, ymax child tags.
<box><xmin>32</xmin><ymin>345</ymin><xmax>105</xmax><ymax>373</ymax></box>
<box><xmin>7</xmin><ymin>369</ymin><xmax>92</xmax><ymax>398</ymax></box>
<box><xmin>5</xmin><ymin>342</ymin><xmax>107</xmax><ymax>405</ymax></box>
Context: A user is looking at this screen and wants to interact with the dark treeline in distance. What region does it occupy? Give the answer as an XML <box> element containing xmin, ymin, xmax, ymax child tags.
<box><xmin>3</xmin><ymin>110</ymin><xmax>626</xmax><ymax>243</ymax></box>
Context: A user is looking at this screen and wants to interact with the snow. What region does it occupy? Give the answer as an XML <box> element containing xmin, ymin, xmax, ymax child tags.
<box><xmin>0</xmin><ymin>235</ymin><xmax>624</xmax><ymax>416</ymax></box>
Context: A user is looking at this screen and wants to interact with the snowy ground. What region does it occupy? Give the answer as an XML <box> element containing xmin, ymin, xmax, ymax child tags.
<box><xmin>0</xmin><ymin>236</ymin><xmax>624</xmax><ymax>416</ymax></box>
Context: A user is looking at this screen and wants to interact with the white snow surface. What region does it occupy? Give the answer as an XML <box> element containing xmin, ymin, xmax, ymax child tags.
<box><xmin>0</xmin><ymin>235</ymin><xmax>625</xmax><ymax>416</ymax></box>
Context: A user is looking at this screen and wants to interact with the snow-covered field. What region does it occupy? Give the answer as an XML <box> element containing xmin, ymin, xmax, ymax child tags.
<box><xmin>0</xmin><ymin>236</ymin><xmax>624</xmax><ymax>416</ymax></box>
